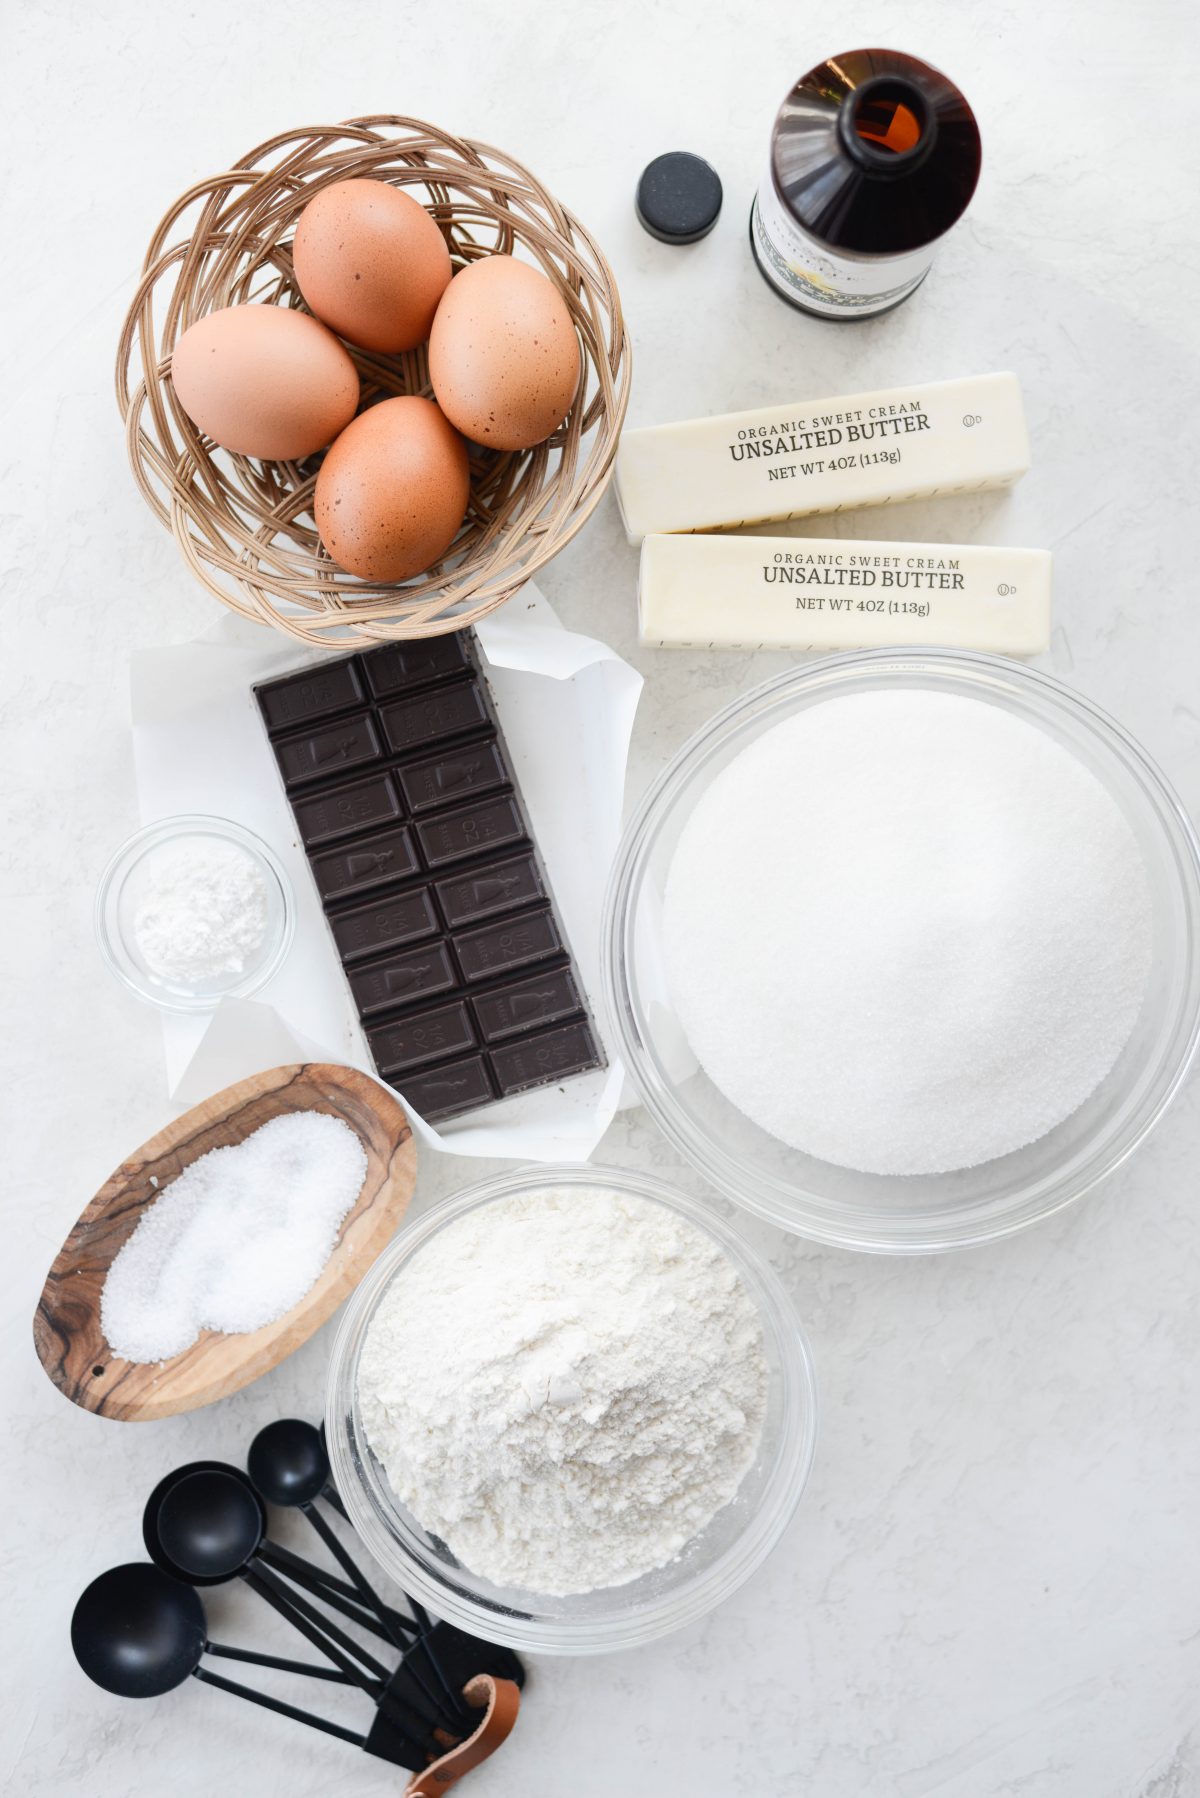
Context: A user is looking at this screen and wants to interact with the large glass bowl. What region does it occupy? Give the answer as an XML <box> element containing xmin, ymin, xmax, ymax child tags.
<box><xmin>602</xmin><ymin>651</ymin><xmax>1200</xmax><ymax>1253</ymax></box>
<box><xmin>325</xmin><ymin>1163</ymin><xmax>818</xmax><ymax>1655</ymax></box>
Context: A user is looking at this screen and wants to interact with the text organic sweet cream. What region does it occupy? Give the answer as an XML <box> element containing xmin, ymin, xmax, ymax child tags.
<box><xmin>614</xmin><ymin>373</ymin><xmax>1030</xmax><ymax>543</ymax></box>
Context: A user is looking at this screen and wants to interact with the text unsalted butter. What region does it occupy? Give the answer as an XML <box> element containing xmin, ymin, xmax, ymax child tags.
<box><xmin>638</xmin><ymin>533</ymin><xmax>1052</xmax><ymax>655</ymax></box>
<box><xmin>614</xmin><ymin>372</ymin><xmax>1031</xmax><ymax>543</ymax></box>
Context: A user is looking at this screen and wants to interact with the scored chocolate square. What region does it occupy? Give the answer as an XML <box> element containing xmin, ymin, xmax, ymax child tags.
<box><xmin>255</xmin><ymin>635</ymin><xmax>603</xmax><ymax>1121</ymax></box>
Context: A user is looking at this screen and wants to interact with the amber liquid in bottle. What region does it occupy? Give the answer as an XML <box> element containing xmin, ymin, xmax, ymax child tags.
<box><xmin>751</xmin><ymin>49</ymin><xmax>982</xmax><ymax>320</ymax></box>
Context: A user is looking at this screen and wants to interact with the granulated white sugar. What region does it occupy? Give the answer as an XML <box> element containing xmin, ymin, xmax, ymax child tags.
<box><xmin>664</xmin><ymin>689</ymin><xmax>1153</xmax><ymax>1176</ymax></box>
<box><xmin>101</xmin><ymin>1111</ymin><xmax>367</xmax><ymax>1362</ymax></box>
<box><xmin>357</xmin><ymin>1185</ymin><xmax>768</xmax><ymax>1595</ymax></box>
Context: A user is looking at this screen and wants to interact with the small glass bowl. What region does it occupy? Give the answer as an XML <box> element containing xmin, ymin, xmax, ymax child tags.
<box><xmin>325</xmin><ymin>1163</ymin><xmax>818</xmax><ymax>1655</ymax></box>
<box><xmin>602</xmin><ymin>651</ymin><xmax>1200</xmax><ymax>1254</ymax></box>
<box><xmin>95</xmin><ymin>814</ymin><xmax>294</xmax><ymax>1013</ymax></box>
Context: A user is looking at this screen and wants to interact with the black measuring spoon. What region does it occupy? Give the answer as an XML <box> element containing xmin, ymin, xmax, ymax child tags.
<box><xmin>71</xmin><ymin>1563</ymin><xmax>367</xmax><ymax>1746</ymax></box>
<box><xmin>248</xmin><ymin>1419</ymin><xmax>467</xmax><ymax>1727</ymax></box>
<box><xmin>143</xmin><ymin>1463</ymin><xmax>397</xmax><ymax>1710</ymax></box>
<box><xmin>150</xmin><ymin>1452</ymin><xmax>405</xmax><ymax>1641</ymax></box>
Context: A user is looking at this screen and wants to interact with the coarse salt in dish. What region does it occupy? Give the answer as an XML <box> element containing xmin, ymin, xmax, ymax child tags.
<box><xmin>101</xmin><ymin>1111</ymin><xmax>367</xmax><ymax>1363</ymax></box>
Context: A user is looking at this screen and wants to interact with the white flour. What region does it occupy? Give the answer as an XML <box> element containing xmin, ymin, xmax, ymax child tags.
<box><xmin>134</xmin><ymin>840</ymin><xmax>268</xmax><ymax>984</ymax></box>
<box><xmin>357</xmin><ymin>1185</ymin><xmax>768</xmax><ymax>1595</ymax></box>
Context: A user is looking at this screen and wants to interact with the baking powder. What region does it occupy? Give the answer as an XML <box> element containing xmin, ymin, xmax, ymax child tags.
<box><xmin>134</xmin><ymin>839</ymin><xmax>268</xmax><ymax>984</ymax></box>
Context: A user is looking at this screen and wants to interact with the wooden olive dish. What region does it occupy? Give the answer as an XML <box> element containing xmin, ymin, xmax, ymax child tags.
<box><xmin>33</xmin><ymin>1063</ymin><xmax>416</xmax><ymax>1422</ymax></box>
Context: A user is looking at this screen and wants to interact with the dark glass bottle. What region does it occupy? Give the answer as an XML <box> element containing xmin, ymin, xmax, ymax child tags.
<box><xmin>751</xmin><ymin>49</ymin><xmax>982</xmax><ymax>320</ymax></box>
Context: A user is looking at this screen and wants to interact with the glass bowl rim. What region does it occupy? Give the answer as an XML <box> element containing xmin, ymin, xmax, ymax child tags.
<box><xmin>601</xmin><ymin>648</ymin><xmax>1200</xmax><ymax>1253</ymax></box>
<box><xmin>325</xmin><ymin>1160</ymin><xmax>819</xmax><ymax>1654</ymax></box>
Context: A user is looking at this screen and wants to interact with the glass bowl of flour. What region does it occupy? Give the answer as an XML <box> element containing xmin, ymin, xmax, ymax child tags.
<box><xmin>603</xmin><ymin>649</ymin><xmax>1200</xmax><ymax>1253</ymax></box>
<box><xmin>95</xmin><ymin>814</ymin><xmax>294</xmax><ymax>1011</ymax></box>
<box><xmin>325</xmin><ymin>1163</ymin><xmax>818</xmax><ymax>1653</ymax></box>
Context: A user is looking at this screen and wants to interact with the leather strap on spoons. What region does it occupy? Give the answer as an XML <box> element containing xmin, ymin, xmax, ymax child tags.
<box><xmin>248</xmin><ymin>1419</ymin><xmax>466</xmax><ymax>1729</ymax></box>
<box><xmin>400</xmin><ymin>1675</ymin><xmax>521</xmax><ymax>1798</ymax></box>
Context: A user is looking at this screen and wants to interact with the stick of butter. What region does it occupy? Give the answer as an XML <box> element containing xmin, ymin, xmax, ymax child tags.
<box><xmin>614</xmin><ymin>372</ymin><xmax>1030</xmax><ymax>544</ymax></box>
<box><xmin>639</xmin><ymin>533</ymin><xmax>1052</xmax><ymax>655</ymax></box>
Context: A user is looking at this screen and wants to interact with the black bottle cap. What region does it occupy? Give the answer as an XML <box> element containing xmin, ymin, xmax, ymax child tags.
<box><xmin>636</xmin><ymin>152</ymin><xmax>723</xmax><ymax>245</ymax></box>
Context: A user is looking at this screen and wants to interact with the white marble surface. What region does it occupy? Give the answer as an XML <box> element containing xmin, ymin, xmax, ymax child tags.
<box><xmin>5</xmin><ymin>3</ymin><xmax>1200</xmax><ymax>1794</ymax></box>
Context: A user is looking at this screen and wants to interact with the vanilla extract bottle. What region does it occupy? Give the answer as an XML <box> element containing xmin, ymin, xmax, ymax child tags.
<box><xmin>751</xmin><ymin>49</ymin><xmax>981</xmax><ymax>320</ymax></box>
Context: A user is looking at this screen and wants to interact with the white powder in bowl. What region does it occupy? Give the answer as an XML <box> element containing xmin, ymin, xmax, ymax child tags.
<box><xmin>663</xmin><ymin>689</ymin><xmax>1154</xmax><ymax>1177</ymax></box>
<box><xmin>133</xmin><ymin>839</ymin><xmax>269</xmax><ymax>985</ymax></box>
<box><xmin>357</xmin><ymin>1185</ymin><xmax>768</xmax><ymax>1596</ymax></box>
<box><xmin>101</xmin><ymin>1111</ymin><xmax>367</xmax><ymax>1363</ymax></box>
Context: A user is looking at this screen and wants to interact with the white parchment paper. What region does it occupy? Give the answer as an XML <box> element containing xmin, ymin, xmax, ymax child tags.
<box><xmin>128</xmin><ymin>587</ymin><xmax>642</xmax><ymax>1160</ymax></box>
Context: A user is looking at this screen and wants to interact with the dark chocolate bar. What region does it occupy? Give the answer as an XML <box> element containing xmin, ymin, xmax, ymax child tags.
<box><xmin>255</xmin><ymin>635</ymin><xmax>603</xmax><ymax>1121</ymax></box>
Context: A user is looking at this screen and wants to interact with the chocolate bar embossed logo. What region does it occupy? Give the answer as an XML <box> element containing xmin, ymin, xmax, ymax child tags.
<box><xmin>399</xmin><ymin>744</ymin><xmax>507</xmax><ymax>814</ymax></box>
<box><xmin>515</xmin><ymin>989</ymin><xmax>556</xmax><ymax>1018</ymax></box>
<box><xmin>312</xmin><ymin>828</ymin><xmax>418</xmax><ymax>903</ymax></box>
<box><xmin>491</xmin><ymin>1023</ymin><xmax>601</xmax><ymax>1095</ymax></box>
<box><xmin>294</xmin><ymin>774</ymin><xmax>401</xmax><ymax>847</ymax></box>
<box><xmin>369</xmin><ymin>1003</ymin><xmax>478</xmax><ymax>1077</ymax></box>
<box><xmin>456</xmin><ymin>912</ymin><xmax>562</xmax><ymax>983</ymax></box>
<box><xmin>434</xmin><ymin>855</ymin><xmax>545</xmax><ymax>929</ymax></box>
<box><xmin>381</xmin><ymin>682</ymin><xmax>488</xmax><ymax>754</ymax></box>
<box><xmin>258</xmin><ymin>661</ymin><xmax>365</xmax><ymax>731</ymax></box>
<box><xmin>475</xmin><ymin>972</ymin><xmax>582</xmax><ymax>1043</ymax></box>
<box><xmin>363</xmin><ymin>635</ymin><xmax>471</xmax><ymax>699</ymax></box>
<box><xmin>349</xmin><ymin>848</ymin><xmax>396</xmax><ymax>877</ymax></box>
<box><xmin>439</xmin><ymin>757</ymin><xmax>481</xmax><ymax>791</ymax></box>
<box><xmin>275</xmin><ymin>715</ymin><xmax>383</xmax><ymax>787</ymax></box>
<box><xmin>349</xmin><ymin>945</ymin><xmax>457</xmax><ymax>1018</ymax></box>
<box><xmin>477</xmin><ymin>872</ymin><xmax>520</xmax><ymax>901</ymax></box>
<box><xmin>415</xmin><ymin>796</ymin><xmax>525</xmax><ymax>868</ymax></box>
<box><xmin>311</xmin><ymin>734</ymin><xmax>367</xmax><ymax>766</ymax></box>
<box><xmin>424</xmin><ymin>1070</ymin><xmax>469</xmax><ymax>1101</ymax></box>
<box><xmin>331</xmin><ymin>892</ymin><xmax>438</xmax><ymax>963</ymax></box>
<box><xmin>388</xmin><ymin>961</ymin><xmax>436</xmax><ymax>992</ymax></box>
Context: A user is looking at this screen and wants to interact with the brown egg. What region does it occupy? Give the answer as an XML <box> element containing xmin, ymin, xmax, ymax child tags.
<box><xmin>429</xmin><ymin>255</ymin><xmax>581</xmax><ymax>452</ymax></box>
<box><xmin>171</xmin><ymin>305</ymin><xmax>359</xmax><ymax>461</ymax></box>
<box><xmin>315</xmin><ymin>397</ymin><xmax>470</xmax><ymax>582</ymax></box>
<box><xmin>293</xmin><ymin>179</ymin><xmax>452</xmax><ymax>354</ymax></box>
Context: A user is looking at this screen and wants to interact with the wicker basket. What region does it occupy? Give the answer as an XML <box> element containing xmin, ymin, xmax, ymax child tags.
<box><xmin>116</xmin><ymin>116</ymin><xmax>631</xmax><ymax>647</ymax></box>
